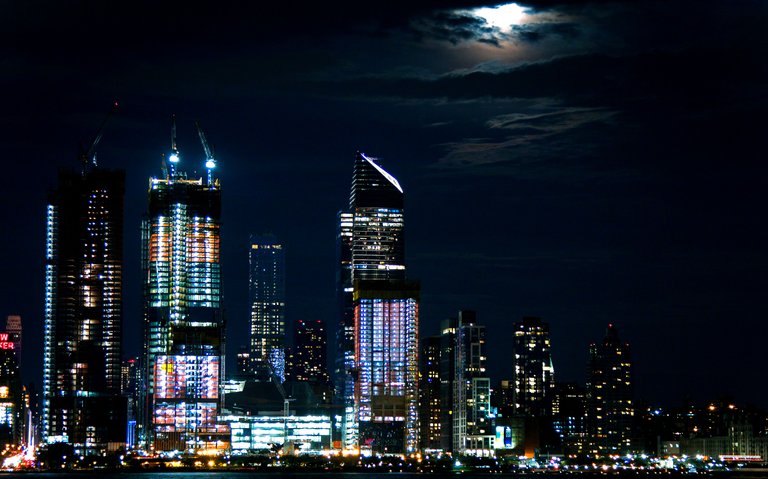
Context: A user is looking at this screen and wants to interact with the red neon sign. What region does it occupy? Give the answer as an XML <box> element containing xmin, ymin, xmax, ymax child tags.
<box><xmin>0</xmin><ymin>333</ymin><xmax>14</xmax><ymax>349</ymax></box>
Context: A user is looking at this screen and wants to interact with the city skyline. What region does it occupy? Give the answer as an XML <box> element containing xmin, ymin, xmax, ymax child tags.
<box><xmin>1</xmin><ymin>0</ymin><xmax>766</xmax><ymax>412</ymax></box>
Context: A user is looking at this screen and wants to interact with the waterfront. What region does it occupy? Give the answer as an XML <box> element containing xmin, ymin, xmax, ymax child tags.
<box><xmin>2</xmin><ymin>472</ymin><xmax>768</xmax><ymax>478</ymax></box>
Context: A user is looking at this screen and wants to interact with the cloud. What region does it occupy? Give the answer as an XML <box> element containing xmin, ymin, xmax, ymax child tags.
<box><xmin>433</xmin><ymin>106</ymin><xmax>619</xmax><ymax>177</ymax></box>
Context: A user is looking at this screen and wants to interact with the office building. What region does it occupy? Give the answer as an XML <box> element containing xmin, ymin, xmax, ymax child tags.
<box><xmin>249</xmin><ymin>234</ymin><xmax>286</xmax><ymax>381</ymax></box>
<box><xmin>336</xmin><ymin>152</ymin><xmax>410</xmax><ymax>451</ymax></box>
<box><xmin>141</xmin><ymin>127</ymin><xmax>226</xmax><ymax>453</ymax></box>
<box><xmin>587</xmin><ymin>323</ymin><xmax>633</xmax><ymax>454</ymax></box>
<box><xmin>43</xmin><ymin>163</ymin><xmax>126</xmax><ymax>452</ymax></box>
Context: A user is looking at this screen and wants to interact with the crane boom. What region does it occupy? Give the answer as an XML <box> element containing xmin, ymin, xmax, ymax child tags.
<box><xmin>195</xmin><ymin>120</ymin><xmax>213</xmax><ymax>161</ymax></box>
<box><xmin>81</xmin><ymin>101</ymin><xmax>118</xmax><ymax>171</ymax></box>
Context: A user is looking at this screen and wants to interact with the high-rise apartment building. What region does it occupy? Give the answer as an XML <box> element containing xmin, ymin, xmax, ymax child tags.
<box><xmin>510</xmin><ymin>317</ymin><xmax>555</xmax><ymax>417</ymax></box>
<box><xmin>248</xmin><ymin>234</ymin><xmax>286</xmax><ymax>381</ymax></box>
<box><xmin>43</xmin><ymin>163</ymin><xmax>126</xmax><ymax>451</ymax></box>
<box><xmin>439</xmin><ymin>311</ymin><xmax>493</xmax><ymax>454</ymax></box>
<box><xmin>587</xmin><ymin>323</ymin><xmax>633</xmax><ymax>454</ymax></box>
<box><xmin>336</xmin><ymin>152</ymin><xmax>416</xmax><ymax>453</ymax></box>
<box><xmin>141</xmin><ymin>129</ymin><xmax>226</xmax><ymax>453</ymax></box>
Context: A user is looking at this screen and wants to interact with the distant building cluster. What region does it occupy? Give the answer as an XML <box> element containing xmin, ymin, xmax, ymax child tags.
<box><xmin>1</xmin><ymin>114</ymin><xmax>764</xmax><ymax>467</ymax></box>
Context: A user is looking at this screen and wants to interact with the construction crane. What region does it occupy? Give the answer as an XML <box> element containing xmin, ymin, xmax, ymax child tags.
<box><xmin>194</xmin><ymin>120</ymin><xmax>216</xmax><ymax>186</ymax></box>
<box><xmin>80</xmin><ymin>101</ymin><xmax>118</xmax><ymax>173</ymax></box>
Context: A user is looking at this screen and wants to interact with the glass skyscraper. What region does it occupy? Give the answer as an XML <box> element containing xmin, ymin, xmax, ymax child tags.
<box><xmin>141</xmin><ymin>138</ymin><xmax>226</xmax><ymax>453</ymax></box>
<box><xmin>43</xmin><ymin>165</ymin><xmax>126</xmax><ymax>450</ymax></box>
<box><xmin>248</xmin><ymin>234</ymin><xmax>286</xmax><ymax>381</ymax></box>
<box><xmin>337</xmin><ymin>152</ymin><xmax>418</xmax><ymax>453</ymax></box>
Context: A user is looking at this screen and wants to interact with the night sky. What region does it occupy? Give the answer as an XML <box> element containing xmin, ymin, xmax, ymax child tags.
<box><xmin>2</xmin><ymin>1</ymin><xmax>766</xmax><ymax>407</ymax></box>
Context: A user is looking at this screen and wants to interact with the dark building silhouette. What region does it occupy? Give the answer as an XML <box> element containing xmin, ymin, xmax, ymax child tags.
<box><xmin>236</xmin><ymin>347</ymin><xmax>250</xmax><ymax>376</ymax></box>
<box><xmin>587</xmin><ymin>323</ymin><xmax>633</xmax><ymax>454</ymax></box>
<box><xmin>43</xmin><ymin>165</ymin><xmax>126</xmax><ymax>452</ymax></box>
<box><xmin>419</xmin><ymin>335</ymin><xmax>441</xmax><ymax>451</ymax></box>
<box><xmin>552</xmin><ymin>382</ymin><xmax>588</xmax><ymax>454</ymax></box>
<box><xmin>289</xmin><ymin>320</ymin><xmax>330</xmax><ymax>384</ymax></box>
<box><xmin>5</xmin><ymin>316</ymin><xmax>21</xmax><ymax>358</ymax></box>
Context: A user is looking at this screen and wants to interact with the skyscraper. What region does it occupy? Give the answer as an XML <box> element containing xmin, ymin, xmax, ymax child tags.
<box><xmin>141</xmin><ymin>125</ymin><xmax>226</xmax><ymax>453</ymax></box>
<box><xmin>336</xmin><ymin>152</ymin><xmax>416</xmax><ymax>453</ymax></box>
<box><xmin>587</xmin><ymin>323</ymin><xmax>633</xmax><ymax>454</ymax></box>
<box><xmin>510</xmin><ymin>317</ymin><xmax>555</xmax><ymax>417</ymax></box>
<box><xmin>43</xmin><ymin>163</ymin><xmax>126</xmax><ymax>450</ymax></box>
<box><xmin>248</xmin><ymin>234</ymin><xmax>286</xmax><ymax>381</ymax></box>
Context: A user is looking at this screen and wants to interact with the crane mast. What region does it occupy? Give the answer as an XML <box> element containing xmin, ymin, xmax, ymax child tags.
<box><xmin>195</xmin><ymin>120</ymin><xmax>216</xmax><ymax>186</ymax></box>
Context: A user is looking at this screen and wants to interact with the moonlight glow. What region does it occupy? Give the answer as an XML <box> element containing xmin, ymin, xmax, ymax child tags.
<box><xmin>473</xmin><ymin>3</ymin><xmax>528</xmax><ymax>31</ymax></box>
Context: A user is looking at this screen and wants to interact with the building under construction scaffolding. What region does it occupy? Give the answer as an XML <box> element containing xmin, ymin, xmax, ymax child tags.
<box><xmin>141</xmin><ymin>120</ymin><xmax>227</xmax><ymax>453</ymax></box>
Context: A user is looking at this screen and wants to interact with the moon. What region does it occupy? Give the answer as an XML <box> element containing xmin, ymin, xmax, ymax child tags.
<box><xmin>473</xmin><ymin>3</ymin><xmax>528</xmax><ymax>31</ymax></box>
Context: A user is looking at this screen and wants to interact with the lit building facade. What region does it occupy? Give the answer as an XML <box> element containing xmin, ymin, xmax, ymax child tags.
<box><xmin>354</xmin><ymin>280</ymin><xmax>419</xmax><ymax>454</ymax></box>
<box><xmin>43</xmin><ymin>166</ymin><xmax>126</xmax><ymax>451</ymax></box>
<box><xmin>248</xmin><ymin>234</ymin><xmax>286</xmax><ymax>381</ymax></box>
<box><xmin>141</xmin><ymin>138</ymin><xmax>226</xmax><ymax>453</ymax></box>
<box><xmin>587</xmin><ymin>323</ymin><xmax>633</xmax><ymax>454</ymax></box>
<box><xmin>336</xmin><ymin>152</ymin><xmax>409</xmax><ymax>451</ymax></box>
<box><xmin>511</xmin><ymin>316</ymin><xmax>554</xmax><ymax>417</ymax></box>
<box><xmin>222</xmin><ymin>414</ymin><xmax>332</xmax><ymax>453</ymax></box>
